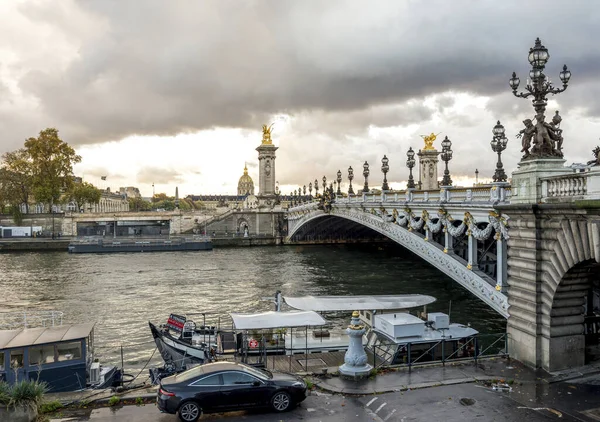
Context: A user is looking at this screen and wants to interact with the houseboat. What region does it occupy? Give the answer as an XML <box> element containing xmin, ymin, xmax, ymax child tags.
<box><xmin>0</xmin><ymin>322</ymin><xmax>119</xmax><ymax>392</ymax></box>
<box><xmin>151</xmin><ymin>293</ymin><xmax>478</xmax><ymax>367</ymax></box>
<box><xmin>285</xmin><ymin>294</ymin><xmax>479</xmax><ymax>365</ymax></box>
<box><xmin>68</xmin><ymin>236</ymin><xmax>212</xmax><ymax>254</ymax></box>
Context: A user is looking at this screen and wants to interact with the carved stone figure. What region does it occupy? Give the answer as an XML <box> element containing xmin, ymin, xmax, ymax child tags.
<box><xmin>587</xmin><ymin>146</ymin><xmax>600</xmax><ymax>166</ymax></box>
<box><xmin>516</xmin><ymin>118</ymin><xmax>535</xmax><ymax>158</ymax></box>
<box><xmin>516</xmin><ymin>111</ymin><xmax>565</xmax><ymax>160</ymax></box>
<box><xmin>549</xmin><ymin>110</ymin><xmax>563</xmax><ymax>154</ymax></box>
<box><xmin>532</xmin><ymin>114</ymin><xmax>556</xmax><ymax>155</ymax></box>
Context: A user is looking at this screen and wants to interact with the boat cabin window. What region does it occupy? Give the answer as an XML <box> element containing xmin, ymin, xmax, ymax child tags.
<box><xmin>0</xmin><ymin>353</ymin><xmax>4</xmax><ymax>371</ymax></box>
<box><xmin>10</xmin><ymin>349</ymin><xmax>24</xmax><ymax>368</ymax></box>
<box><xmin>57</xmin><ymin>341</ymin><xmax>82</xmax><ymax>361</ymax></box>
<box><xmin>29</xmin><ymin>344</ymin><xmax>56</xmax><ymax>366</ymax></box>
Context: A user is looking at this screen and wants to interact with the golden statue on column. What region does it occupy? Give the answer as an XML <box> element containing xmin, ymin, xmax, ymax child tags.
<box><xmin>261</xmin><ymin>123</ymin><xmax>274</xmax><ymax>145</ymax></box>
<box><xmin>420</xmin><ymin>132</ymin><xmax>441</xmax><ymax>151</ymax></box>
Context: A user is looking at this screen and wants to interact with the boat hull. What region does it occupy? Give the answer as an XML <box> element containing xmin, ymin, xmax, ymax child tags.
<box><xmin>148</xmin><ymin>322</ymin><xmax>210</xmax><ymax>371</ymax></box>
<box><xmin>68</xmin><ymin>239</ymin><xmax>212</xmax><ymax>253</ymax></box>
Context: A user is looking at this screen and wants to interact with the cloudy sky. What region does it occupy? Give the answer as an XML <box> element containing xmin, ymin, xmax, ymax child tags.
<box><xmin>1</xmin><ymin>0</ymin><xmax>599</xmax><ymax>197</ymax></box>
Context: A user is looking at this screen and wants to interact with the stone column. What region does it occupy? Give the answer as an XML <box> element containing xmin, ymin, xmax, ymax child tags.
<box><xmin>510</xmin><ymin>159</ymin><xmax>568</xmax><ymax>204</ymax></box>
<box><xmin>256</xmin><ymin>143</ymin><xmax>278</xmax><ymax>196</ymax></box>
<box><xmin>444</xmin><ymin>228</ymin><xmax>454</xmax><ymax>254</ymax></box>
<box><xmin>496</xmin><ymin>234</ymin><xmax>507</xmax><ymax>292</ymax></box>
<box><xmin>417</xmin><ymin>149</ymin><xmax>440</xmax><ymax>191</ymax></box>
<box><xmin>467</xmin><ymin>229</ymin><xmax>477</xmax><ymax>270</ymax></box>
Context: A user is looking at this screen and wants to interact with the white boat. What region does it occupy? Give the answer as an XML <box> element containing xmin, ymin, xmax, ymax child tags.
<box><xmin>281</xmin><ymin>293</ymin><xmax>479</xmax><ymax>365</ymax></box>
<box><xmin>152</xmin><ymin>293</ymin><xmax>477</xmax><ymax>363</ymax></box>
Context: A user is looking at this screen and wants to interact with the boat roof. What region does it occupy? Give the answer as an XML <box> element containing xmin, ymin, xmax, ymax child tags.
<box><xmin>0</xmin><ymin>322</ymin><xmax>95</xmax><ymax>349</ymax></box>
<box><xmin>230</xmin><ymin>311</ymin><xmax>326</xmax><ymax>329</ymax></box>
<box><xmin>284</xmin><ymin>295</ymin><xmax>436</xmax><ymax>312</ymax></box>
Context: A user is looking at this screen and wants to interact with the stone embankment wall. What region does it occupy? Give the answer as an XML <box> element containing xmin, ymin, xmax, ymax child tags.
<box><xmin>0</xmin><ymin>239</ymin><xmax>70</xmax><ymax>251</ymax></box>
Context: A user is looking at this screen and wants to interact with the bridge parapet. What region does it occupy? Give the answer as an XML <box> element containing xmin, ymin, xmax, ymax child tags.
<box><xmin>333</xmin><ymin>183</ymin><xmax>511</xmax><ymax>206</ymax></box>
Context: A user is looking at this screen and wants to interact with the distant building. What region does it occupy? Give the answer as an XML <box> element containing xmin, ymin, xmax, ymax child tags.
<box><xmin>119</xmin><ymin>186</ymin><xmax>142</xmax><ymax>199</ymax></box>
<box><xmin>237</xmin><ymin>164</ymin><xmax>255</xmax><ymax>196</ymax></box>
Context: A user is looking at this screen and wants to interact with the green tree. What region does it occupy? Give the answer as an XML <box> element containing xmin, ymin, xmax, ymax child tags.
<box><xmin>0</xmin><ymin>149</ymin><xmax>33</xmax><ymax>213</ymax></box>
<box><xmin>24</xmin><ymin>128</ymin><xmax>81</xmax><ymax>211</ymax></box>
<box><xmin>128</xmin><ymin>197</ymin><xmax>152</xmax><ymax>211</ymax></box>
<box><xmin>179</xmin><ymin>198</ymin><xmax>192</xmax><ymax>211</ymax></box>
<box><xmin>70</xmin><ymin>181</ymin><xmax>101</xmax><ymax>211</ymax></box>
<box><xmin>152</xmin><ymin>193</ymin><xmax>169</xmax><ymax>203</ymax></box>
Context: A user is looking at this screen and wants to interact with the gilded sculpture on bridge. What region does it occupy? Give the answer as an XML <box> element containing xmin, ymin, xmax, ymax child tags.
<box><xmin>261</xmin><ymin>123</ymin><xmax>274</xmax><ymax>145</ymax></box>
<box><xmin>420</xmin><ymin>132</ymin><xmax>440</xmax><ymax>151</ymax></box>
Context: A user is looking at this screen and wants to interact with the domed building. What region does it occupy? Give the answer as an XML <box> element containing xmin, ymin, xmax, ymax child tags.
<box><xmin>237</xmin><ymin>164</ymin><xmax>255</xmax><ymax>196</ymax></box>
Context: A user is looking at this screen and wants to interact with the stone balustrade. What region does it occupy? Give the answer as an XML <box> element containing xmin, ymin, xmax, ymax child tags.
<box><xmin>541</xmin><ymin>174</ymin><xmax>587</xmax><ymax>202</ymax></box>
<box><xmin>304</xmin><ymin>184</ymin><xmax>511</xmax><ymax>206</ymax></box>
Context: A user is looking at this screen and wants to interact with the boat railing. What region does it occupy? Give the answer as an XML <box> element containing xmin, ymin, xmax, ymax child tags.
<box><xmin>371</xmin><ymin>332</ymin><xmax>508</xmax><ymax>369</ymax></box>
<box><xmin>0</xmin><ymin>310</ymin><xmax>64</xmax><ymax>330</ymax></box>
<box><xmin>72</xmin><ymin>235</ymin><xmax>211</xmax><ymax>245</ymax></box>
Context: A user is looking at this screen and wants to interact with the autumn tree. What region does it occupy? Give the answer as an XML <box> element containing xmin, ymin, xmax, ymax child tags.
<box><xmin>128</xmin><ymin>197</ymin><xmax>152</xmax><ymax>211</ymax></box>
<box><xmin>0</xmin><ymin>149</ymin><xmax>34</xmax><ymax>220</ymax></box>
<box><xmin>24</xmin><ymin>128</ymin><xmax>81</xmax><ymax>211</ymax></box>
<box><xmin>70</xmin><ymin>181</ymin><xmax>101</xmax><ymax>211</ymax></box>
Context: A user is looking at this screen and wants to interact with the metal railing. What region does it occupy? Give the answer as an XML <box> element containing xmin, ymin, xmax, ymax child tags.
<box><xmin>371</xmin><ymin>333</ymin><xmax>508</xmax><ymax>369</ymax></box>
<box><xmin>0</xmin><ymin>310</ymin><xmax>64</xmax><ymax>330</ymax></box>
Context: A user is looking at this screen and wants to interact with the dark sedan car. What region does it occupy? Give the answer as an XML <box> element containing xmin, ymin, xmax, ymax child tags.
<box><xmin>157</xmin><ymin>361</ymin><xmax>307</xmax><ymax>422</ymax></box>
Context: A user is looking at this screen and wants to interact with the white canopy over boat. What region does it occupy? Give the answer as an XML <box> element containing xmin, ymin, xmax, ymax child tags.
<box><xmin>284</xmin><ymin>295</ymin><xmax>436</xmax><ymax>312</ymax></box>
<box><xmin>230</xmin><ymin>311</ymin><xmax>327</xmax><ymax>330</ymax></box>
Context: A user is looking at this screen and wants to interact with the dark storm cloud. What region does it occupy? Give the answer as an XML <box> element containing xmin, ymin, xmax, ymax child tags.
<box><xmin>136</xmin><ymin>167</ymin><xmax>183</xmax><ymax>184</ymax></box>
<box><xmin>1</xmin><ymin>0</ymin><xmax>599</xmax><ymax>153</ymax></box>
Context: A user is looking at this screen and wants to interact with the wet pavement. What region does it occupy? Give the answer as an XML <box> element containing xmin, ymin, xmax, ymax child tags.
<box><xmin>50</xmin><ymin>382</ymin><xmax>600</xmax><ymax>422</ymax></box>
<box><xmin>49</xmin><ymin>358</ymin><xmax>600</xmax><ymax>421</ymax></box>
<box><xmin>51</xmin><ymin>391</ymin><xmax>371</xmax><ymax>422</ymax></box>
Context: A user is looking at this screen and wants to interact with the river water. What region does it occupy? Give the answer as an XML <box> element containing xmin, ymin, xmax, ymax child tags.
<box><xmin>0</xmin><ymin>244</ymin><xmax>505</xmax><ymax>370</ymax></box>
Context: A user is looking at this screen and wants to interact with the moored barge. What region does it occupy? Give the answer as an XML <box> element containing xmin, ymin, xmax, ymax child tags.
<box><xmin>68</xmin><ymin>236</ymin><xmax>212</xmax><ymax>253</ymax></box>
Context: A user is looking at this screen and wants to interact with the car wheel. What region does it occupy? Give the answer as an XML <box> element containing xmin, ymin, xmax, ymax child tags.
<box><xmin>178</xmin><ymin>401</ymin><xmax>202</xmax><ymax>422</ymax></box>
<box><xmin>271</xmin><ymin>391</ymin><xmax>292</xmax><ymax>412</ymax></box>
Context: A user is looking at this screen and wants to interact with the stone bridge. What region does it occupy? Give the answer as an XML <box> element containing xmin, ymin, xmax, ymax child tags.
<box><xmin>287</xmin><ymin>185</ymin><xmax>511</xmax><ymax>318</ymax></box>
<box><xmin>286</xmin><ymin>164</ymin><xmax>600</xmax><ymax>372</ymax></box>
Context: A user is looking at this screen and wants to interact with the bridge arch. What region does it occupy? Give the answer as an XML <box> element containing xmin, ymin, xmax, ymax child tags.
<box><xmin>542</xmin><ymin>220</ymin><xmax>600</xmax><ymax>370</ymax></box>
<box><xmin>287</xmin><ymin>207</ymin><xmax>509</xmax><ymax>317</ymax></box>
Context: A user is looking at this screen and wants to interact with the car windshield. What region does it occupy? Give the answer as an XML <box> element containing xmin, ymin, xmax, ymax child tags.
<box><xmin>243</xmin><ymin>365</ymin><xmax>272</xmax><ymax>380</ymax></box>
<box><xmin>170</xmin><ymin>365</ymin><xmax>205</xmax><ymax>383</ymax></box>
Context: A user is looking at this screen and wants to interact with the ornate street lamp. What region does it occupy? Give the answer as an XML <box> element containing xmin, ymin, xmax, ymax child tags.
<box><xmin>509</xmin><ymin>38</ymin><xmax>571</xmax><ymax>158</ymax></box>
<box><xmin>303</xmin><ymin>185</ymin><xmax>307</xmax><ymax>202</ymax></box>
<box><xmin>322</xmin><ymin>176</ymin><xmax>327</xmax><ymax>192</ymax></box>
<box><xmin>275</xmin><ymin>181</ymin><xmax>281</xmax><ymax>204</ymax></box>
<box><xmin>348</xmin><ymin>166</ymin><xmax>355</xmax><ymax>195</ymax></box>
<box><xmin>381</xmin><ymin>155</ymin><xmax>390</xmax><ymax>191</ymax></box>
<box><xmin>475</xmin><ymin>169</ymin><xmax>479</xmax><ymax>185</ymax></box>
<box><xmin>406</xmin><ymin>147</ymin><xmax>416</xmax><ymax>189</ymax></box>
<box><xmin>336</xmin><ymin>170</ymin><xmax>342</xmax><ymax>195</ymax></box>
<box><xmin>314</xmin><ymin>179</ymin><xmax>319</xmax><ymax>197</ymax></box>
<box><xmin>308</xmin><ymin>182</ymin><xmax>313</xmax><ymax>199</ymax></box>
<box><xmin>362</xmin><ymin>161</ymin><xmax>370</xmax><ymax>192</ymax></box>
<box><xmin>490</xmin><ymin>120</ymin><xmax>509</xmax><ymax>182</ymax></box>
<box><xmin>440</xmin><ymin>136</ymin><xmax>453</xmax><ymax>186</ymax></box>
